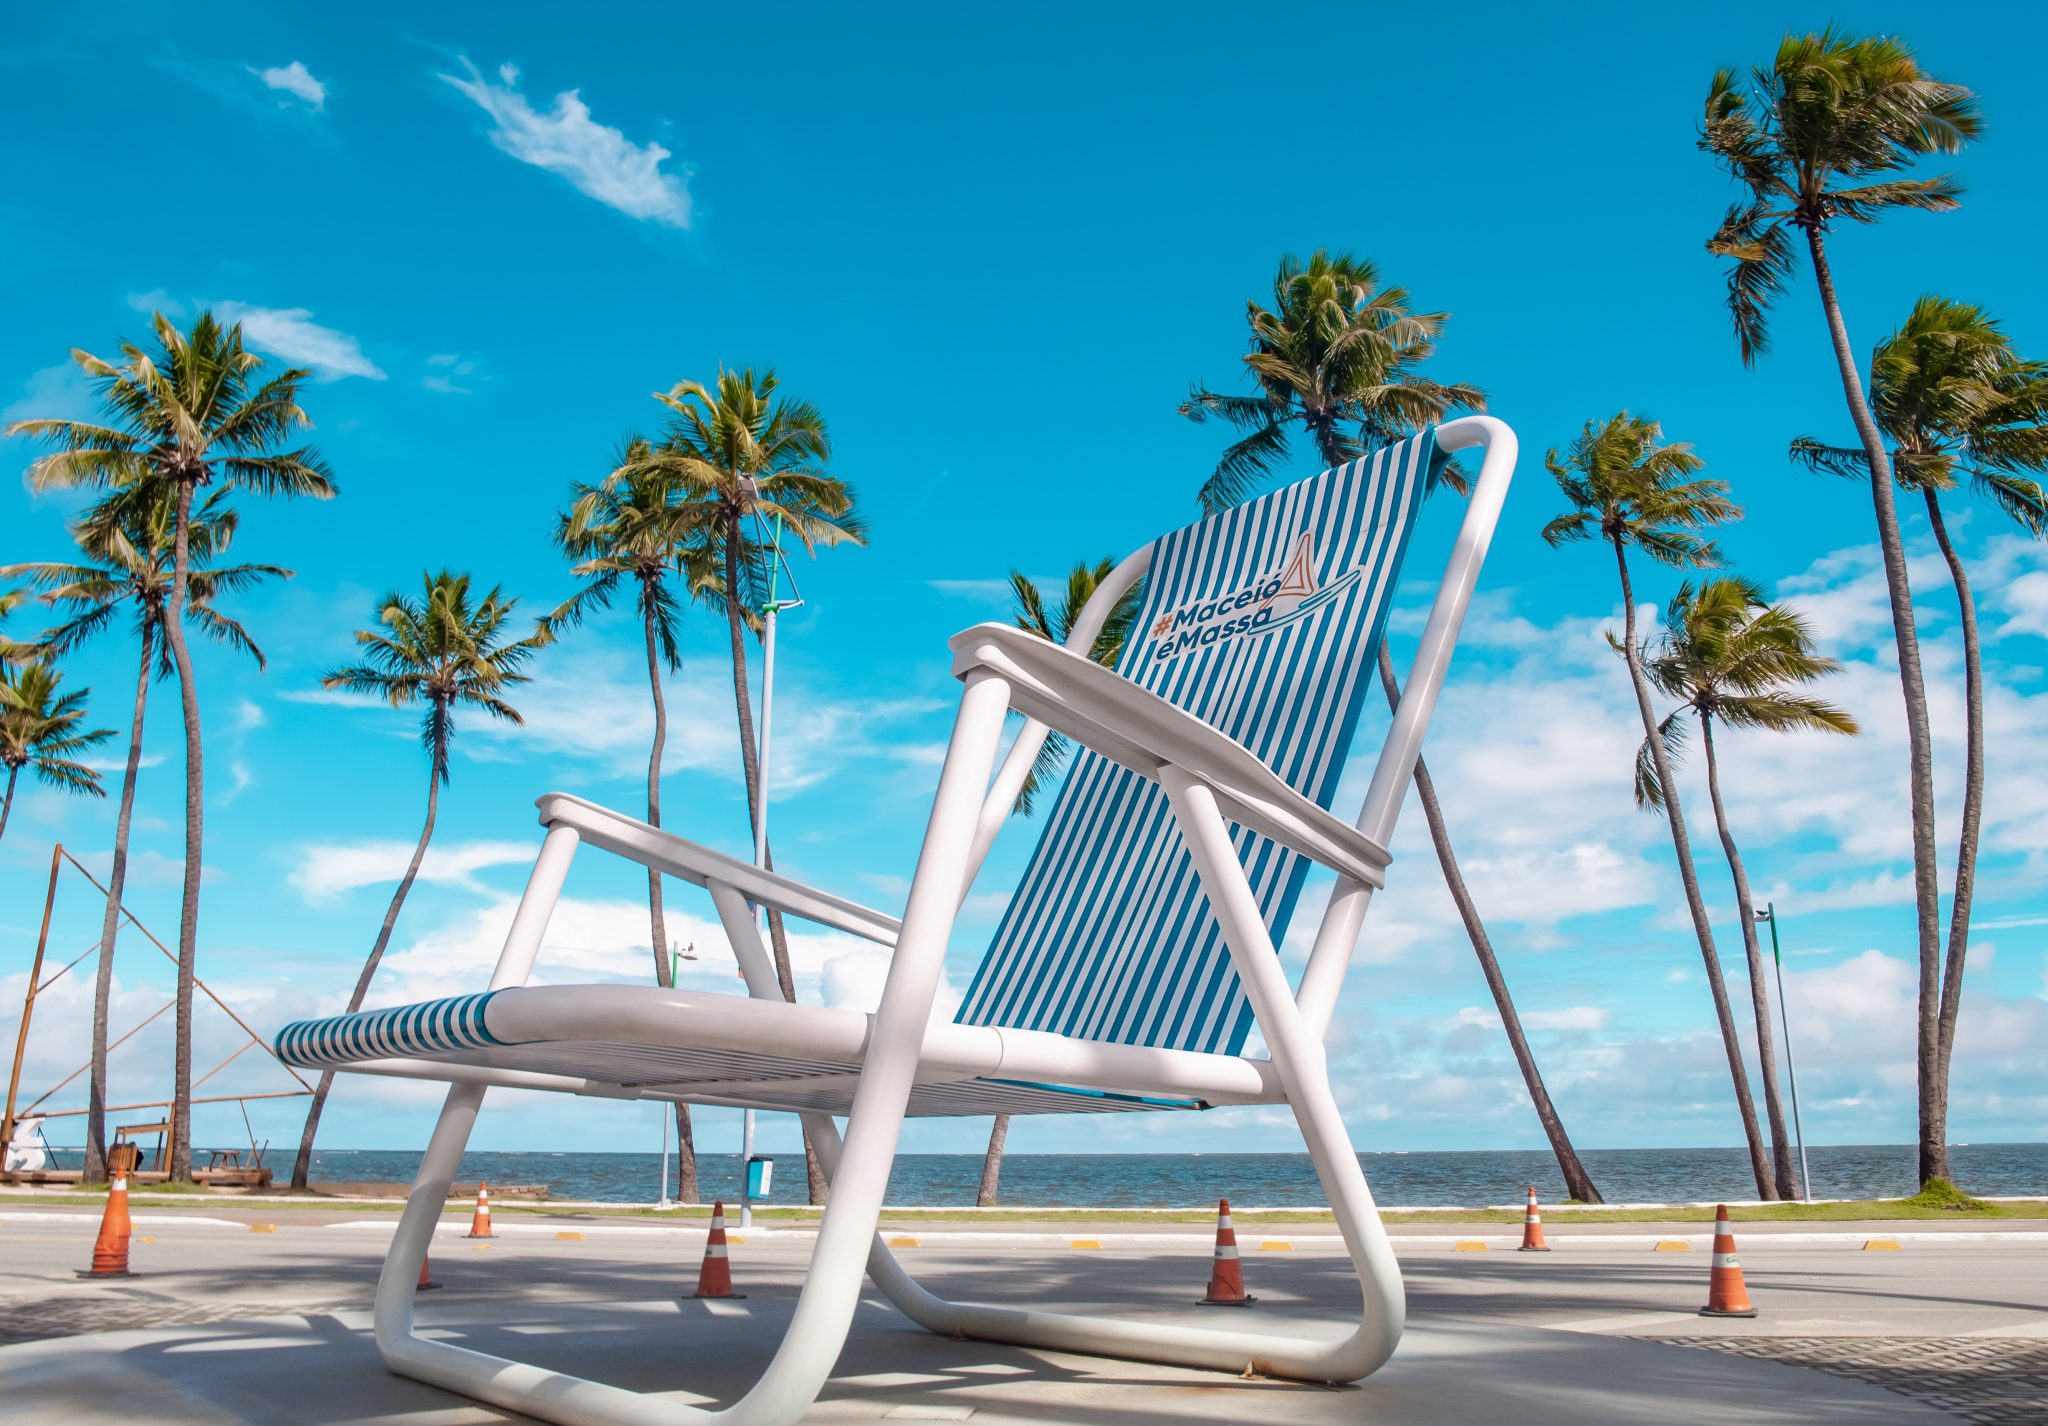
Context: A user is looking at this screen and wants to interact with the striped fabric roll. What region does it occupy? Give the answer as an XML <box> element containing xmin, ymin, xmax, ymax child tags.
<box><xmin>955</xmin><ymin>430</ymin><xmax>1445</xmax><ymax>1056</ymax></box>
<box><xmin>276</xmin><ymin>991</ymin><xmax>502</xmax><ymax>1067</ymax></box>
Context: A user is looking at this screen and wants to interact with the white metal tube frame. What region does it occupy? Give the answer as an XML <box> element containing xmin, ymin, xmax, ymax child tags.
<box><xmin>368</xmin><ymin>415</ymin><xmax>1517</xmax><ymax>1425</ymax></box>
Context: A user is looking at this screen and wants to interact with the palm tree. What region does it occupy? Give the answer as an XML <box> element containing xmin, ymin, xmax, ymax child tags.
<box><xmin>288</xmin><ymin>573</ymin><xmax>548</xmax><ymax>1190</ymax></box>
<box><xmin>2</xmin><ymin>487</ymin><xmax>286</xmax><ymax>1181</ymax></box>
<box><xmin>976</xmin><ymin>559</ymin><xmax>1142</xmax><ymax>1206</ymax></box>
<box><xmin>617</xmin><ymin>367</ymin><xmax>867</xmax><ymax>1203</ymax></box>
<box><xmin>1792</xmin><ymin>296</ymin><xmax>2048</xmax><ymax>1138</ymax></box>
<box><xmin>1181</xmin><ymin>250</ymin><xmax>1484</xmax><ymax>514</ymax></box>
<box><xmin>544</xmin><ymin>441</ymin><xmax>720</xmax><ymax>1203</ymax></box>
<box><xmin>1541</xmin><ymin>413</ymin><xmax>1780</xmax><ymax>1198</ymax></box>
<box><xmin>1635</xmin><ymin>577</ymin><xmax>1860</xmax><ymax>1197</ymax></box>
<box><xmin>0</xmin><ymin>659</ymin><xmax>111</xmax><ymax>843</ymax></box>
<box><xmin>1699</xmin><ymin>27</ymin><xmax>1981</xmax><ymax>1189</ymax></box>
<box><xmin>1184</xmin><ymin>252</ymin><xmax>1602</xmax><ymax>1202</ymax></box>
<box><xmin>7</xmin><ymin>311</ymin><xmax>335</xmax><ymax>1178</ymax></box>
<box><xmin>0</xmin><ymin>588</ymin><xmax>33</xmax><ymax>664</ymax></box>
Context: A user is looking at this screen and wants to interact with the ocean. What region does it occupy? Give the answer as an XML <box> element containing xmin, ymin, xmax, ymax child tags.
<box><xmin>263</xmin><ymin>1143</ymin><xmax>2047</xmax><ymax>1206</ymax></box>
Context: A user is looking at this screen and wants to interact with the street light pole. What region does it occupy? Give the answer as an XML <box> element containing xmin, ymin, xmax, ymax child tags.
<box><xmin>739</xmin><ymin>495</ymin><xmax>803</xmax><ymax>1231</ymax></box>
<box><xmin>1756</xmin><ymin>902</ymin><xmax>1812</xmax><ymax>1201</ymax></box>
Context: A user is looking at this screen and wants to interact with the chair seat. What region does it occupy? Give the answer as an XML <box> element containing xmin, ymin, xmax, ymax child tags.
<box><xmin>274</xmin><ymin>985</ymin><xmax>1280</xmax><ymax>1118</ymax></box>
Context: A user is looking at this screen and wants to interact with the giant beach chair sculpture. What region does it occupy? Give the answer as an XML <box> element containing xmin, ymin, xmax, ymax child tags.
<box><xmin>276</xmin><ymin>416</ymin><xmax>1518</xmax><ymax>1425</ymax></box>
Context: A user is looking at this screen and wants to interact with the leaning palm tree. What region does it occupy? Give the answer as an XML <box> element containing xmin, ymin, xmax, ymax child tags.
<box><xmin>288</xmin><ymin>573</ymin><xmax>548</xmax><ymax>1190</ymax></box>
<box><xmin>7</xmin><ymin>310</ymin><xmax>335</xmax><ymax>1179</ymax></box>
<box><xmin>1542</xmin><ymin>413</ymin><xmax>1779</xmax><ymax>1198</ymax></box>
<box><xmin>543</xmin><ymin>440</ymin><xmax>721</xmax><ymax>1204</ymax></box>
<box><xmin>976</xmin><ymin>559</ymin><xmax>1142</xmax><ymax>1206</ymax></box>
<box><xmin>0</xmin><ymin>659</ymin><xmax>112</xmax><ymax>844</ymax></box>
<box><xmin>1184</xmin><ymin>252</ymin><xmax>1602</xmax><ymax>1201</ymax></box>
<box><xmin>1635</xmin><ymin>577</ymin><xmax>1860</xmax><ymax>1197</ymax></box>
<box><xmin>1699</xmin><ymin>27</ymin><xmax>1981</xmax><ymax>1189</ymax></box>
<box><xmin>618</xmin><ymin>367</ymin><xmax>867</xmax><ymax>1203</ymax></box>
<box><xmin>1791</xmin><ymin>296</ymin><xmax>2048</xmax><ymax>1132</ymax></box>
<box><xmin>2</xmin><ymin>487</ymin><xmax>286</xmax><ymax>1181</ymax></box>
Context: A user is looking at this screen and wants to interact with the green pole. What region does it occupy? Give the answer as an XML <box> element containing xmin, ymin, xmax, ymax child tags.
<box><xmin>1762</xmin><ymin>903</ymin><xmax>1812</xmax><ymax>1201</ymax></box>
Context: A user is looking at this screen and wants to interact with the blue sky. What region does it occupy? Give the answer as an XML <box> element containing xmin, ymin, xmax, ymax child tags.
<box><xmin>3</xmin><ymin>2</ymin><xmax>2046</xmax><ymax>1172</ymax></box>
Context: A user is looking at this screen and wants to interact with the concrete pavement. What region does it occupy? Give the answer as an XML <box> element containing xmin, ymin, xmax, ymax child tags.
<box><xmin>3</xmin><ymin>1205</ymin><xmax>2043</xmax><ymax>1423</ymax></box>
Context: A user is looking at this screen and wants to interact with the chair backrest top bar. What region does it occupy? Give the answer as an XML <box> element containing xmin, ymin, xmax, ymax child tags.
<box><xmin>955</xmin><ymin>429</ymin><xmax>1446</xmax><ymax>1055</ymax></box>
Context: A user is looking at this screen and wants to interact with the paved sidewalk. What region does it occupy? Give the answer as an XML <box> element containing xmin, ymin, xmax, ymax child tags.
<box><xmin>3</xmin><ymin>1209</ymin><xmax>2043</xmax><ymax>1423</ymax></box>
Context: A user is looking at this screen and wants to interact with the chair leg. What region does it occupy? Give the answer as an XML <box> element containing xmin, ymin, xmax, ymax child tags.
<box><xmin>805</xmin><ymin>1105</ymin><xmax>1404</xmax><ymax>1384</ymax></box>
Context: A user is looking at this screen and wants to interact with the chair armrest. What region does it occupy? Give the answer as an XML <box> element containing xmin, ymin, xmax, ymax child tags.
<box><xmin>948</xmin><ymin>624</ymin><xmax>1389</xmax><ymax>887</ymax></box>
<box><xmin>534</xmin><ymin>792</ymin><xmax>902</xmax><ymax>945</ymax></box>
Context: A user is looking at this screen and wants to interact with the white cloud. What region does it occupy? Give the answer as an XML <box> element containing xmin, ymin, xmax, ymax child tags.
<box><xmin>439</xmin><ymin>59</ymin><xmax>692</xmax><ymax>227</ymax></box>
<box><xmin>219</xmin><ymin>759</ymin><xmax>256</xmax><ymax>807</ymax></box>
<box><xmin>422</xmin><ymin>353</ymin><xmax>480</xmax><ymax>396</ymax></box>
<box><xmin>212</xmin><ymin>303</ymin><xmax>385</xmax><ymax>382</ymax></box>
<box><xmin>233</xmin><ymin>698</ymin><xmax>265</xmax><ymax>732</ymax></box>
<box><xmin>1</xmin><ymin>361</ymin><xmax>95</xmax><ymax>430</ymax></box>
<box><xmin>250</xmin><ymin>60</ymin><xmax>326</xmax><ymax>111</ymax></box>
<box><xmin>289</xmin><ymin>838</ymin><xmax>540</xmax><ymax>902</ymax></box>
<box><xmin>126</xmin><ymin>290</ymin><xmax>188</xmax><ymax>319</ymax></box>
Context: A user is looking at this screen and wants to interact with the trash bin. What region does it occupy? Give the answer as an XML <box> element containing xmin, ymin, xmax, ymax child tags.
<box><xmin>746</xmin><ymin>1155</ymin><xmax>774</xmax><ymax>1200</ymax></box>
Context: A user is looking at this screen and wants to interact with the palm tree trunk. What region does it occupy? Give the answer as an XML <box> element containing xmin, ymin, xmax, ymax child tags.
<box><xmin>1613</xmin><ymin>540</ymin><xmax>1775</xmax><ymax>1198</ymax></box>
<box><xmin>83</xmin><ymin>625</ymin><xmax>153</xmax><ymax>1184</ymax></box>
<box><xmin>722</xmin><ymin>509</ymin><xmax>828</xmax><ymax>1206</ymax></box>
<box><xmin>164</xmin><ymin>478</ymin><xmax>204</xmax><ymax>1183</ymax></box>
<box><xmin>1922</xmin><ymin>490</ymin><xmax>1979</xmax><ymax>1125</ymax></box>
<box><xmin>290</xmin><ymin>755</ymin><xmax>443</xmax><ymax>1190</ymax></box>
<box><xmin>0</xmin><ymin>765</ymin><xmax>16</xmax><ymax>844</ymax></box>
<box><xmin>977</xmin><ymin>1114</ymin><xmax>1010</xmax><ymax>1206</ymax></box>
<box><xmin>1376</xmin><ymin>646</ymin><xmax>1601</xmax><ymax>1202</ymax></box>
<box><xmin>642</xmin><ymin>592</ymin><xmax>698</xmax><ymax>1204</ymax></box>
<box><xmin>1803</xmin><ymin>228</ymin><xmax>1946</xmax><ymax>1188</ymax></box>
<box><xmin>1699</xmin><ymin>714</ymin><xmax>1797</xmax><ymax>1198</ymax></box>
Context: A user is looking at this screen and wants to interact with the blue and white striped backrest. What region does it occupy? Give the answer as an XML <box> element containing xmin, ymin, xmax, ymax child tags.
<box><xmin>954</xmin><ymin>430</ymin><xmax>1446</xmax><ymax>1056</ymax></box>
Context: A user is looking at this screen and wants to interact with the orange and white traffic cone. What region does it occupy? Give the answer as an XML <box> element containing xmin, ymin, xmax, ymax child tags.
<box><xmin>466</xmin><ymin>1183</ymin><xmax>495</xmax><ymax>1239</ymax></box>
<box><xmin>693</xmin><ymin>1201</ymin><xmax>743</xmax><ymax>1299</ymax></box>
<box><xmin>1200</xmin><ymin>1198</ymin><xmax>1255</xmax><ymax>1306</ymax></box>
<box><xmin>1519</xmin><ymin>1186</ymin><xmax>1551</xmax><ymax>1252</ymax></box>
<box><xmin>80</xmin><ymin>1173</ymin><xmax>136</xmax><ymax>1278</ymax></box>
<box><xmin>1699</xmin><ymin>1205</ymin><xmax>1756</xmax><ymax>1317</ymax></box>
<box><xmin>417</xmin><ymin>1252</ymin><xmax>442</xmax><ymax>1292</ymax></box>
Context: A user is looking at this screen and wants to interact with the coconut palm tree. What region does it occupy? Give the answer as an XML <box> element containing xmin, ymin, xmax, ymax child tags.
<box><xmin>1541</xmin><ymin>413</ymin><xmax>1779</xmax><ymax>1197</ymax></box>
<box><xmin>543</xmin><ymin>441</ymin><xmax>721</xmax><ymax>1203</ymax></box>
<box><xmin>618</xmin><ymin>367</ymin><xmax>867</xmax><ymax>1203</ymax></box>
<box><xmin>976</xmin><ymin>558</ymin><xmax>1142</xmax><ymax>1206</ymax></box>
<box><xmin>1634</xmin><ymin>577</ymin><xmax>1860</xmax><ymax>1197</ymax></box>
<box><xmin>1184</xmin><ymin>252</ymin><xmax>1602</xmax><ymax>1202</ymax></box>
<box><xmin>1699</xmin><ymin>27</ymin><xmax>1981</xmax><ymax>1188</ymax></box>
<box><xmin>7</xmin><ymin>310</ymin><xmax>335</xmax><ymax>1178</ymax></box>
<box><xmin>0</xmin><ymin>659</ymin><xmax>111</xmax><ymax>843</ymax></box>
<box><xmin>1181</xmin><ymin>250</ymin><xmax>1484</xmax><ymax>515</ymax></box>
<box><xmin>2</xmin><ymin>487</ymin><xmax>286</xmax><ymax>1181</ymax></box>
<box><xmin>288</xmin><ymin>573</ymin><xmax>547</xmax><ymax>1190</ymax></box>
<box><xmin>1791</xmin><ymin>296</ymin><xmax>2048</xmax><ymax>1132</ymax></box>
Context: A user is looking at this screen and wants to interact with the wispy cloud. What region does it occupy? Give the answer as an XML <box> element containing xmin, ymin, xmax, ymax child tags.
<box><xmin>250</xmin><ymin>60</ymin><xmax>326</xmax><ymax>112</ymax></box>
<box><xmin>212</xmin><ymin>303</ymin><xmax>385</xmax><ymax>382</ymax></box>
<box><xmin>423</xmin><ymin>352</ymin><xmax>481</xmax><ymax>396</ymax></box>
<box><xmin>438</xmin><ymin>59</ymin><xmax>692</xmax><ymax>227</ymax></box>
<box><xmin>289</xmin><ymin>838</ymin><xmax>540</xmax><ymax>902</ymax></box>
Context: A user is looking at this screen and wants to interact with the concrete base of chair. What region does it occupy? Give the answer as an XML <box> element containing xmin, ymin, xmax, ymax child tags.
<box><xmin>0</xmin><ymin>1303</ymin><xmax>1948</xmax><ymax>1426</ymax></box>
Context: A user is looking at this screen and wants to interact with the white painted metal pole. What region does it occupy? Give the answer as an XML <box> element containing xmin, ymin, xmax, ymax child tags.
<box><xmin>659</xmin><ymin>1101</ymin><xmax>671</xmax><ymax>1210</ymax></box>
<box><xmin>746</xmin><ymin>535</ymin><xmax>780</xmax><ymax>1232</ymax></box>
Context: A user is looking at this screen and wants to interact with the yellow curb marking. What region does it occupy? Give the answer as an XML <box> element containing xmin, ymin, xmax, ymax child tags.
<box><xmin>136</xmin><ymin>1235</ymin><xmax>156</xmax><ymax>1243</ymax></box>
<box><xmin>1070</xmin><ymin>1238</ymin><xmax>1103</xmax><ymax>1250</ymax></box>
<box><xmin>473</xmin><ymin>1244</ymin><xmax>493</xmax><ymax>1251</ymax></box>
<box><xmin>555</xmin><ymin>1231</ymin><xmax>584</xmax><ymax>1241</ymax></box>
<box><xmin>887</xmin><ymin>1236</ymin><xmax>921</xmax><ymax>1248</ymax></box>
<box><xmin>1654</xmin><ymin>1240</ymin><xmax>1691</xmax><ymax>1252</ymax></box>
<box><xmin>248</xmin><ymin>1224</ymin><xmax>276</xmax><ymax>1234</ymax></box>
<box><xmin>1259</xmin><ymin>1240</ymin><xmax>1293</xmax><ymax>1251</ymax></box>
<box><xmin>727</xmin><ymin>1233</ymin><xmax>747</xmax><ymax>1246</ymax></box>
<box><xmin>1453</xmin><ymin>1240</ymin><xmax>1488</xmax><ymax>1252</ymax></box>
<box><xmin>1863</xmin><ymin>1239</ymin><xmax>1902</xmax><ymax>1251</ymax></box>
